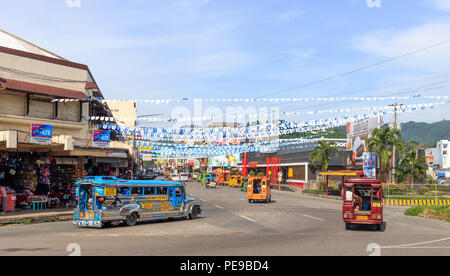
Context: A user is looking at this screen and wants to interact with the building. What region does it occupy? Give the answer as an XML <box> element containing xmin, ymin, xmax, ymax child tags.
<box><xmin>106</xmin><ymin>100</ymin><xmax>137</xmax><ymax>127</ymax></box>
<box><xmin>242</xmin><ymin>139</ymin><xmax>352</xmax><ymax>189</ymax></box>
<box><xmin>431</xmin><ymin>140</ymin><xmax>450</xmax><ymax>169</ymax></box>
<box><xmin>0</xmin><ymin>30</ymin><xmax>133</xmax><ymax>208</ymax></box>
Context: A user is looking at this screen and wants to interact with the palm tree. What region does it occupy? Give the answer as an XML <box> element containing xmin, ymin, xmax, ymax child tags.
<box><xmin>310</xmin><ymin>140</ymin><xmax>339</xmax><ymax>192</ymax></box>
<box><xmin>310</xmin><ymin>140</ymin><xmax>339</xmax><ymax>172</ymax></box>
<box><xmin>397</xmin><ymin>149</ymin><xmax>427</xmax><ymax>188</ymax></box>
<box><xmin>366</xmin><ymin>127</ymin><xmax>404</xmax><ymax>183</ymax></box>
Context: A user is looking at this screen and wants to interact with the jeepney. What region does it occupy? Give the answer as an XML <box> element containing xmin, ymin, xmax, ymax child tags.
<box><xmin>342</xmin><ymin>178</ymin><xmax>383</xmax><ymax>231</ymax></box>
<box><xmin>229</xmin><ymin>175</ymin><xmax>242</xmax><ymax>188</ymax></box>
<box><xmin>247</xmin><ymin>176</ymin><xmax>271</xmax><ymax>203</ymax></box>
<box><xmin>73</xmin><ymin>176</ymin><xmax>202</xmax><ymax>228</ymax></box>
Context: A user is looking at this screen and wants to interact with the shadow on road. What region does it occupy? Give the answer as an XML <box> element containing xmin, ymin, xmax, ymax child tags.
<box><xmin>347</xmin><ymin>222</ymin><xmax>387</xmax><ymax>232</ymax></box>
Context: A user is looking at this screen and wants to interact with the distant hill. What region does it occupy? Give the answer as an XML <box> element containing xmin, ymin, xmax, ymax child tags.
<box><xmin>401</xmin><ymin>120</ymin><xmax>450</xmax><ymax>146</ymax></box>
<box><xmin>334</xmin><ymin>120</ymin><xmax>450</xmax><ymax>147</ymax></box>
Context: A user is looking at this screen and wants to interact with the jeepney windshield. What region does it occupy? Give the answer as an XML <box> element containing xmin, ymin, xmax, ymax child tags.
<box><xmin>78</xmin><ymin>184</ymin><xmax>93</xmax><ymax>211</ymax></box>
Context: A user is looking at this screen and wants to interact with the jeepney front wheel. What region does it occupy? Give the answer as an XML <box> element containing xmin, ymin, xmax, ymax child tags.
<box><xmin>125</xmin><ymin>212</ymin><xmax>138</xmax><ymax>226</ymax></box>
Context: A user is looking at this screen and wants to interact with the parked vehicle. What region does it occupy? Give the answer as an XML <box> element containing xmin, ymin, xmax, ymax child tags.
<box><xmin>342</xmin><ymin>178</ymin><xmax>383</xmax><ymax>231</ymax></box>
<box><xmin>217</xmin><ymin>172</ymin><xmax>231</xmax><ymax>186</ymax></box>
<box><xmin>229</xmin><ymin>175</ymin><xmax>242</xmax><ymax>188</ymax></box>
<box><xmin>170</xmin><ymin>174</ymin><xmax>180</xmax><ymax>181</ymax></box>
<box><xmin>247</xmin><ymin>176</ymin><xmax>271</xmax><ymax>203</ymax></box>
<box><xmin>180</xmin><ymin>173</ymin><xmax>189</xmax><ymax>182</ymax></box>
<box><xmin>73</xmin><ymin>176</ymin><xmax>201</xmax><ymax>228</ymax></box>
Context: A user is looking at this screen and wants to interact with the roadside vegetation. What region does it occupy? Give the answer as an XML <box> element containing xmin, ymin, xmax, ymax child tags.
<box><xmin>405</xmin><ymin>205</ymin><xmax>450</xmax><ymax>222</ymax></box>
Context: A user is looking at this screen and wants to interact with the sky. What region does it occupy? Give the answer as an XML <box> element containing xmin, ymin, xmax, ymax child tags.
<box><xmin>1</xmin><ymin>0</ymin><xmax>450</xmax><ymax>126</ymax></box>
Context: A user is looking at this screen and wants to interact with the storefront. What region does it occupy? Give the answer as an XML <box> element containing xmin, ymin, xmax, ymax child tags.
<box><xmin>0</xmin><ymin>151</ymin><xmax>83</xmax><ymax>212</ymax></box>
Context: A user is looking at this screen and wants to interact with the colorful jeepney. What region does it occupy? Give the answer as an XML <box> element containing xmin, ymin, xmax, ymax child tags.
<box><xmin>247</xmin><ymin>176</ymin><xmax>271</xmax><ymax>203</ymax></box>
<box><xmin>229</xmin><ymin>175</ymin><xmax>242</xmax><ymax>188</ymax></box>
<box><xmin>73</xmin><ymin>176</ymin><xmax>202</xmax><ymax>228</ymax></box>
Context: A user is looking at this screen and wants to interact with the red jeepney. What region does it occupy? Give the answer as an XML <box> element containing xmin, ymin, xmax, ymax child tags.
<box><xmin>342</xmin><ymin>179</ymin><xmax>383</xmax><ymax>231</ymax></box>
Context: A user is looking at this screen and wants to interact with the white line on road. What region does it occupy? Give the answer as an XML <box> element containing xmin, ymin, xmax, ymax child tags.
<box><xmin>303</xmin><ymin>215</ymin><xmax>325</xmax><ymax>221</ymax></box>
<box><xmin>381</xmin><ymin>237</ymin><xmax>450</xmax><ymax>249</ymax></box>
<box><xmin>240</xmin><ymin>215</ymin><xmax>256</xmax><ymax>223</ymax></box>
<box><xmin>215</xmin><ymin>205</ymin><xmax>224</xmax><ymax>210</ymax></box>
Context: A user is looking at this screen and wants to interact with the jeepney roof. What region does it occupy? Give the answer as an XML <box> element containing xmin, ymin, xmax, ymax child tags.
<box><xmin>344</xmin><ymin>178</ymin><xmax>382</xmax><ymax>187</ymax></box>
<box><xmin>74</xmin><ymin>176</ymin><xmax>184</xmax><ymax>187</ymax></box>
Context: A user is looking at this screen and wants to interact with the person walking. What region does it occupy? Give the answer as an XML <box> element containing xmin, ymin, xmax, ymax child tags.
<box><xmin>0</xmin><ymin>186</ymin><xmax>7</xmax><ymax>215</ymax></box>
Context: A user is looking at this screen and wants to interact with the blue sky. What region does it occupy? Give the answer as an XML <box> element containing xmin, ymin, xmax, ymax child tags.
<box><xmin>2</xmin><ymin>0</ymin><xmax>450</xmax><ymax>124</ymax></box>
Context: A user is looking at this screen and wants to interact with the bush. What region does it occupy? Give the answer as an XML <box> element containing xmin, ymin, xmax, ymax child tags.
<box><xmin>418</xmin><ymin>186</ymin><xmax>430</xmax><ymax>195</ymax></box>
<box><xmin>405</xmin><ymin>206</ymin><xmax>425</xmax><ymax>217</ymax></box>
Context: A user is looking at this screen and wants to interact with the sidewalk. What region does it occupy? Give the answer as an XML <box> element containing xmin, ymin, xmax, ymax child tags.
<box><xmin>0</xmin><ymin>208</ymin><xmax>73</xmax><ymax>225</ymax></box>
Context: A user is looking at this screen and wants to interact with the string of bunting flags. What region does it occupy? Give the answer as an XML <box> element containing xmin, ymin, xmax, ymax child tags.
<box><xmin>88</xmin><ymin>101</ymin><xmax>447</xmax><ymax>123</ymax></box>
<box><xmin>52</xmin><ymin>95</ymin><xmax>448</xmax><ymax>104</ymax></box>
<box><xmin>99</xmin><ymin>101</ymin><xmax>444</xmax><ymax>142</ymax></box>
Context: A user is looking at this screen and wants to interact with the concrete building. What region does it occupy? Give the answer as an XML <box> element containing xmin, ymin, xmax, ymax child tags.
<box><xmin>0</xmin><ymin>29</ymin><xmax>131</xmax><ymax>161</ymax></box>
<box><xmin>431</xmin><ymin>140</ymin><xmax>450</xmax><ymax>169</ymax></box>
<box><xmin>106</xmin><ymin>100</ymin><xmax>137</xmax><ymax>127</ymax></box>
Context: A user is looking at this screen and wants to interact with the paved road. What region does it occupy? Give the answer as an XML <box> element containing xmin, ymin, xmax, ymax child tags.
<box><xmin>0</xmin><ymin>181</ymin><xmax>449</xmax><ymax>256</ymax></box>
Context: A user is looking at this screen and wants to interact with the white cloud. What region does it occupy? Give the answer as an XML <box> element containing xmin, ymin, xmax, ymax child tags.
<box><xmin>352</xmin><ymin>21</ymin><xmax>450</xmax><ymax>73</ymax></box>
<box><xmin>427</xmin><ymin>0</ymin><xmax>450</xmax><ymax>12</ymax></box>
<box><xmin>275</xmin><ymin>10</ymin><xmax>305</xmax><ymax>21</ymax></box>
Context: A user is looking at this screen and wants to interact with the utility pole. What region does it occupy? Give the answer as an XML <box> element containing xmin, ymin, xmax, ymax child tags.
<box><xmin>389</xmin><ymin>103</ymin><xmax>404</xmax><ymax>184</ymax></box>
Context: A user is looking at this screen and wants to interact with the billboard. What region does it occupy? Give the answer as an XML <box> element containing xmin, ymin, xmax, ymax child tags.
<box><xmin>347</xmin><ymin>116</ymin><xmax>383</xmax><ymax>162</ymax></box>
<box><xmin>93</xmin><ymin>130</ymin><xmax>111</xmax><ymax>148</ymax></box>
<box><xmin>30</xmin><ymin>124</ymin><xmax>53</xmax><ymax>144</ymax></box>
<box><xmin>209</xmin><ymin>154</ymin><xmax>241</xmax><ymax>167</ymax></box>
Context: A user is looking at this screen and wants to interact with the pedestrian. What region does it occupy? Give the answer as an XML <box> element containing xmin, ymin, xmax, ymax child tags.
<box><xmin>0</xmin><ymin>186</ymin><xmax>7</xmax><ymax>215</ymax></box>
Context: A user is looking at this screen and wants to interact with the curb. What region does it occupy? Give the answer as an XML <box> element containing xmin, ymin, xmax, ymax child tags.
<box><xmin>0</xmin><ymin>211</ymin><xmax>73</xmax><ymax>226</ymax></box>
<box><xmin>384</xmin><ymin>199</ymin><xmax>450</xmax><ymax>207</ymax></box>
<box><xmin>304</xmin><ymin>193</ymin><xmax>450</xmax><ymax>207</ymax></box>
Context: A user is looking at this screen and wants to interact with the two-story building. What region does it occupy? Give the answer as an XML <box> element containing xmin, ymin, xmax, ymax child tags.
<box><xmin>0</xmin><ymin>30</ymin><xmax>133</xmax><ymax>206</ymax></box>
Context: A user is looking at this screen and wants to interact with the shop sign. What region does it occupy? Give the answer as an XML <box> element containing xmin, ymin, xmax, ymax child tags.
<box><xmin>93</xmin><ymin>130</ymin><xmax>110</xmax><ymax>148</ymax></box>
<box><xmin>30</xmin><ymin>124</ymin><xmax>53</xmax><ymax>144</ymax></box>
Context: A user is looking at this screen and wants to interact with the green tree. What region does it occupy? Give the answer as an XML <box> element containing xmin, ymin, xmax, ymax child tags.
<box><xmin>310</xmin><ymin>140</ymin><xmax>339</xmax><ymax>172</ymax></box>
<box><xmin>366</xmin><ymin>127</ymin><xmax>404</xmax><ymax>183</ymax></box>
<box><xmin>396</xmin><ymin>149</ymin><xmax>427</xmax><ymax>187</ymax></box>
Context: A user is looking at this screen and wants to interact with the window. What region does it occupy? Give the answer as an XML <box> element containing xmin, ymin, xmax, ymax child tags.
<box><xmin>131</xmin><ymin>187</ymin><xmax>141</xmax><ymax>195</ymax></box>
<box><xmin>157</xmin><ymin>187</ymin><xmax>168</xmax><ymax>195</ymax></box>
<box><xmin>175</xmin><ymin>188</ymin><xmax>182</xmax><ymax>197</ymax></box>
<box><xmin>143</xmin><ymin>187</ymin><xmax>155</xmax><ymax>195</ymax></box>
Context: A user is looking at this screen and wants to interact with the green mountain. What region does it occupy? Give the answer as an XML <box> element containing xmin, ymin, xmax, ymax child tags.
<box><xmin>400</xmin><ymin>120</ymin><xmax>450</xmax><ymax>146</ymax></box>
<box><xmin>334</xmin><ymin>120</ymin><xmax>450</xmax><ymax>147</ymax></box>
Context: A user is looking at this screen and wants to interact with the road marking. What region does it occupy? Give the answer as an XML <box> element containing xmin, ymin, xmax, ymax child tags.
<box><xmin>215</xmin><ymin>205</ymin><xmax>224</xmax><ymax>210</ymax></box>
<box><xmin>381</xmin><ymin>237</ymin><xmax>450</xmax><ymax>249</ymax></box>
<box><xmin>303</xmin><ymin>215</ymin><xmax>325</xmax><ymax>221</ymax></box>
<box><xmin>240</xmin><ymin>215</ymin><xmax>256</xmax><ymax>222</ymax></box>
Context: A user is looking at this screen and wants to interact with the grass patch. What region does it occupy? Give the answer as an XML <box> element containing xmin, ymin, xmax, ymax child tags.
<box><xmin>405</xmin><ymin>205</ymin><xmax>450</xmax><ymax>221</ymax></box>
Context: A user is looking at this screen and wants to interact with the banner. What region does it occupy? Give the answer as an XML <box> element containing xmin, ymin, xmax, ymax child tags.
<box><xmin>363</xmin><ymin>152</ymin><xmax>377</xmax><ymax>179</ymax></box>
<box><xmin>93</xmin><ymin>130</ymin><xmax>111</xmax><ymax>148</ymax></box>
<box><xmin>30</xmin><ymin>124</ymin><xmax>53</xmax><ymax>144</ymax></box>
